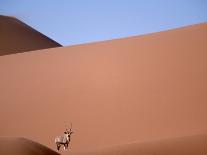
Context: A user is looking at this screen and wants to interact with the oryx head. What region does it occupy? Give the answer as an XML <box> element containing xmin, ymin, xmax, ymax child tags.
<box><xmin>64</xmin><ymin>123</ymin><xmax>73</xmax><ymax>138</ymax></box>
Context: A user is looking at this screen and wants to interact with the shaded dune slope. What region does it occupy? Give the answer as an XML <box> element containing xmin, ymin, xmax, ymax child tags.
<box><xmin>0</xmin><ymin>137</ymin><xmax>59</xmax><ymax>155</ymax></box>
<box><xmin>0</xmin><ymin>23</ymin><xmax>207</xmax><ymax>151</ymax></box>
<box><xmin>0</xmin><ymin>15</ymin><xmax>62</xmax><ymax>56</ymax></box>
<box><xmin>70</xmin><ymin>134</ymin><xmax>207</xmax><ymax>155</ymax></box>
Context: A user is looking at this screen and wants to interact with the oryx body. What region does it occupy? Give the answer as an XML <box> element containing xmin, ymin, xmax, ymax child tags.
<box><xmin>55</xmin><ymin>124</ymin><xmax>73</xmax><ymax>151</ymax></box>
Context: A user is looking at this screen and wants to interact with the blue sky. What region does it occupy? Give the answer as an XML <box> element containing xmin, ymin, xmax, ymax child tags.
<box><xmin>1</xmin><ymin>0</ymin><xmax>207</xmax><ymax>46</ymax></box>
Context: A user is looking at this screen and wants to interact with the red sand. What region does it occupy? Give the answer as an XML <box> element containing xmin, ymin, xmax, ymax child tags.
<box><xmin>0</xmin><ymin>22</ymin><xmax>207</xmax><ymax>153</ymax></box>
<box><xmin>70</xmin><ymin>134</ymin><xmax>207</xmax><ymax>155</ymax></box>
<box><xmin>0</xmin><ymin>137</ymin><xmax>59</xmax><ymax>155</ymax></box>
<box><xmin>0</xmin><ymin>15</ymin><xmax>61</xmax><ymax>56</ymax></box>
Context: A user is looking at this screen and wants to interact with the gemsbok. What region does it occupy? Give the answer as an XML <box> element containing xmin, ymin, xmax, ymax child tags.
<box><xmin>55</xmin><ymin>124</ymin><xmax>73</xmax><ymax>151</ymax></box>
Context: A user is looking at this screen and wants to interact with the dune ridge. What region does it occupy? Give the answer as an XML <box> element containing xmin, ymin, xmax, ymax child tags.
<box><xmin>0</xmin><ymin>15</ymin><xmax>62</xmax><ymax>56</ymax></box>
<box><xmin>70</xmin><ymin>134</ymin><xmax>207</xmax><ymax>155</ymax></box>
<box><xmin>0</xmin><ymin>137</ymin><xmax>59</xmax><ymax>155</ymax></box>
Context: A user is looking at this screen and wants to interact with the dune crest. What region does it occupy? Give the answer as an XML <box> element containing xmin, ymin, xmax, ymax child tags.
<box><xmin>0</xmin><ymin>15</ymin><xmax>61</xmax><ymax>56</ymax></box>
<box><xmin>0</xmin><ymin>137</ymin><xmax>59</xmax><ymax>155</ymax></box>
<box><xmin>70</xmin><ymin>134</ymin><xmax>207</xmax><ymax>155</ymax></box>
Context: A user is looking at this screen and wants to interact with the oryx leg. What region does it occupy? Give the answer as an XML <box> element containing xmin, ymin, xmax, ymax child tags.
<box><xmin>56</xmin><ymin>143</ymin><xmax>61</xmax><ymax>151</ymax></box>
<box><xmin>64</xmin><ymin>142</ymin><xmax>69</xmax><ymax>150</ymax></box>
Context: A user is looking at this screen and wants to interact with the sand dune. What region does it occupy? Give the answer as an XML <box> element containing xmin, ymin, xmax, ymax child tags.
<box><xmin>0</xmin><ymin>22</ymin><xmax>207</xmax><ymax>152</ymax></box>
<box><xmin>70</xmin><ymin>134</ymin><xmax>207</xmax><ymax>155</ymax></box>
<box><xmin>0</xmin><ymin>137</ymin><xmax>59</xmax><ymax>155</ymax></box>
<box><xmin>0</xmin><ymin>15</ymin><xmax>61</xmax><ymax>56</ymax></box>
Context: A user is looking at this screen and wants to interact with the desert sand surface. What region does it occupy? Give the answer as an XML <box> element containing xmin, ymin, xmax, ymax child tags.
<box><xmin>0</xmin><ymin>137</ymin><xmax>59</xmax><ymax>155</ymax></box>
<box><xmin>0</xmin><ymin>22</ymin><xmax>207</xmax><ymax>153</ymax></box>
<box><xmin>69</xmin><ymin>134</ymin><xmax>207</xmax><ymax>155</ymax></box>
<box><xmin>0</xmin><ymin>15</ymin><xmax>61</xmax><ymax>56</ymax></box>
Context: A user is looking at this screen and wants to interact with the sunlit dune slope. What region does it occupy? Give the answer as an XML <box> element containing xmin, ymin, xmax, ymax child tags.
<box><xmin>0</xmin><ymin>137</ymin><xmax>59</xmax><ymax>155</ymax></box>
<box><xmin>0</xmin><ymin>23</ymin><xmax>207</xmax><ymax>151</ymax></box>
<box><xmin>0</xmin><ymin>15</ymin><xmax>61</xmax><ymax>56</ymax></box>
<box><xmin>70</xmin><ymin>134</ymin><xmax>207</xmax><ymax>155</ymax></box>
